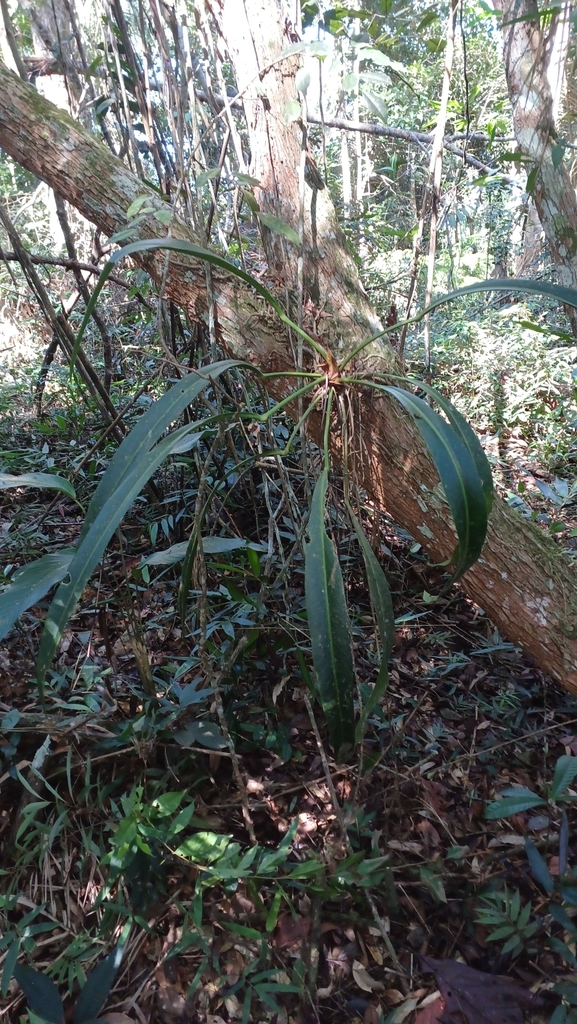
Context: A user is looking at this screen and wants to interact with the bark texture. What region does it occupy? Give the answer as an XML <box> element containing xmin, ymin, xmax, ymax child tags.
<box><xmin>496</xmin><ymin>0</ymin><xmax>577</xmax><ymax>333</ymax></box>
<box><xmin>0</xmin><ymin>59</ymin><xmax>576</xmax><ymax>691</ymax></box>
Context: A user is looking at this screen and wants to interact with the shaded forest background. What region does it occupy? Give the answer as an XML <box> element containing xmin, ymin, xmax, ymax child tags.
<box><xmin>0</xmin><ymin>1</ymin><xmax>576</xmax><ymax>1022</ymax></box>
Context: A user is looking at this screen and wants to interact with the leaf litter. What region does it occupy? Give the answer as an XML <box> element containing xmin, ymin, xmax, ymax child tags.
<box><xmin>1</xmin><ymin>409</ymin><xmax>577</xmax><ymax>1023</ymax></box>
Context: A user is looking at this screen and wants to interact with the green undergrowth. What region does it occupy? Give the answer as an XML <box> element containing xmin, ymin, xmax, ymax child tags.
<box><xmin>1</xmin><ymin>290</ymin><xmax>577</xmax><ymax>1021</ymax></box>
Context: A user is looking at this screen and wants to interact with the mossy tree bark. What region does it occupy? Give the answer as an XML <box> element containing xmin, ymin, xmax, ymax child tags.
<box><xmin>0</xmin><ymin>56</ymin><xmax>576</xmax><ymax>691</ymax></box>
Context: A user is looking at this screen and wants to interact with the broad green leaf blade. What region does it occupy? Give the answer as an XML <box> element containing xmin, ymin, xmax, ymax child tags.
<box><xmin>73</xmin><ymin>948</ymin><xmax>122</xmax><ymax>1024</ymax></box>
<box><xmin>74</xmin><ymin>239</ymin><xmax>325</xmax><ymax>365</ymax></box>
<box><xmin>256</xmin><ymin>212</ymin><xmax>300</xmax><ymax>246</ymax></box>
<box><xmin>525</xmin><ymin>838</ymin><xmax>554</xmax><ymax>893</ymax></box>
<box><xmin>173</xmin><ymin>721</ymin><xmax>227</xmax><ymax>749</ymax></box>
<box><xmin>0</xmin><ymin>472</ymin><xmax>76</xmax><ymax>500</ymax></box>
<box><xmin>36</xmin><ymin>420</ymin><xmax>210</xmax><ymax>688</ymax></box>
<box><xmin>353</xmin><ymin>278</ymin><xmax>577</xmax><ymax>368</ymax></box>
<box><xmin>484</xmin><ymin>787</ymin><xmax>545</xmax><ymax>819</ymax></box>
<box><xmin>551</xmin><ymin>755</ymin><xmax>577</xmax><ymax>800</ymax></box>
<box><xmin>355</xmin><ymin>661</ymin><xmax>389</xmax><ymax>744</ymax></box>
<box><xmin>415</xmin><ymin>383</ymin><xmax>494</xmax><ymax>514</ymax></box>
<box><xmin>0</xmin><ymin>551</ymin><xmax>74</xmax><ymax>642</ymax></box>
<box><xmin>347</xmin><ymin>505</ymin><xmax>394</xmax><ymax>661</ymax></box>
<box><xmin>422</xmin><ymin>277</ymin><xmax>577</xmax><ymax>321</ymax></box>
<box><xmin>347</xmin><ymin>504</ymin><xmax>394</xmax><ymax>741</ymax></box>
<box><xmin>549</xmin><ymin>902</ymin><xmax>577</xmax><ymax>937</ymax></box>
<box><xmin>13</xmin><ymin>964</ymin><xmax>64</xmax><ymax>1024</ymax></box>
<box><xmin>79</xmin><ymin>360</ymin><xmax>239</xmax><ymax>542</ymax></box>
<box><xmin>179</xmin><ymin>528</ymin><xmax>199</xmax><ymax>624</ymax></box>
<box><xmin>381</xmin><ymin>386</ymin><xmax>488</xmax><ymax>583</ymax></box>
<box><xmin>142</xmin><ymin>537</ymin><xmax>267</xmax><ymax>566</ymax></box>
<box><xmin>361</xmin><ymin>88</ymin><xmax>388</xmax><ymax>123</ymax></box>
<box><xmin>305</xmin><ymin>470</ymin><xmax>355</xmax><ymax>758</ymax></box>
<box><xmin>1</xmin><ymin>937</ymin><xmax>20</xmax><ymax>998</ymax></box>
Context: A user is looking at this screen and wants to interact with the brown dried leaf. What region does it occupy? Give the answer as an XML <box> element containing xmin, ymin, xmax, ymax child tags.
<box><xmin>154</xmin><ymin>985</ymin><xmax>187</xmax><ymax>1024</ymax></box>
<box><xmin>421</xmin><ymin>780</ymin><xmax>450</xmax><ymax>816</ymax></box>
<box><xmin>559</xmin><ymin>734</ymin><xmax>577</xmax><ymax>756</ymax></box>
<box><xmin>413</xmin><ymin>995</ymin><xmax>446</xmax><ymax>1024</ymax></box>
<box><xmin>420</xmin><ymin>956</ymin><xmax>544</xmax><ymax>1024</ymax></box>
<box><xmin>352</xmin><ymin>960</ymin><xmax>384</xmax><ymax>993</ymax></box>
<box><xmin>417</xmin><ymin>820</ymin><xmax>441</xmax><ymax>848</ymax></box>
<box><xmin>98</xmin><ymin>1016</ymin><xmax>135</xmax><ymax>1024</ymax></box>
<box><xmin>364</xmin><ymin>1005</ymin><xmax>380</xmax><ymax>1024</ymax></box>
<box><xmin>275</xmin><ymin>913</ymin><xmax>311</xmax><ymax>948</ymax></box>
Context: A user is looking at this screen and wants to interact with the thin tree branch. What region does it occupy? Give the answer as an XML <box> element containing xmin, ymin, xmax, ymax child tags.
<box><xmin>306</xmin><ymin>113</ymin><xmax>519</xmax><ymax>185</ymax></box>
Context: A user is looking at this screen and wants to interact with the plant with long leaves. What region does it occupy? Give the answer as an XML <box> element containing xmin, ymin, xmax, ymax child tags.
<box><xmin>11</xmin><ymin>937</ymin><xmax>126</xmax><ymax>1024</ymax></box>
<box><xmin>3</xmin><ymin>232</ymin><xmax>577</xmax><ymax>751</ymax></box>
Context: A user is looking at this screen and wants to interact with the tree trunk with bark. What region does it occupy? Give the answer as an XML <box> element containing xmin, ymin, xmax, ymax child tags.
<box><xmin>0</xmin><ymin>56</ymin><xmax>576</xmax><ymax>692</ymax></box>
<box><xmin>496</xmin><ymin>0</ymin><xmax>577</xmax><ymax>335</ymax></box>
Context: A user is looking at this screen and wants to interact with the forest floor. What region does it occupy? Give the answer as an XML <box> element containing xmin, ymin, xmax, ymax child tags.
<box><xmin>1</xmin><ymin>350</ymin><xmax>577</xmax><ymax>1024</ymax></box>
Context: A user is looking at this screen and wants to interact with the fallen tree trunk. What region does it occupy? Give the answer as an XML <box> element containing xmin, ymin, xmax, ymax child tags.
<box><xmin>0</xmin><ymin>59</ymin><xmax>576</xmax><ymax>691</ymax></box>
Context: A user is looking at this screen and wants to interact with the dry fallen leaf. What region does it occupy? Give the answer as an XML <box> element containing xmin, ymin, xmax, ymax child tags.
<box><xmin>388</xmin><ymin>840</ymin><xmax>424</xmax><ymax>854</ymax></box>
<box><xmin>154</xmin><ymin>985</ymin><xmax>187</xmax><ymax>1024</ymax></box>
<box><xmin>352</xmin><ymin>960</ymin><xmax>384</xmax><ymax>993</ymax></box>
<box><xmin>420</xmin><ymin>956</ymin><xmax>544</xmax><ymax>1024</ymax></box>
<box><xmin>363</xmin><ymin>1005</ymin><xmax>380</xmax><ymax>1024</ymax></box>
<box><xmin>391</xmin><ymin>997</ymin><xmax>419</xmax><ymax>1022</ymax></box>
<box><xmin>98</xmin><ymin>1016</ymin><xmax>135</xmax><ymax>1024</ymax></box>
<box><xmin>413</xmin><ymin>995</ymin><xmax>446</xmax><ymax>1024</ymax></box>
<box><xmin>275</xmin><ymin>913</ymin><xmax>311</xmax><ymax>948</ymax></box>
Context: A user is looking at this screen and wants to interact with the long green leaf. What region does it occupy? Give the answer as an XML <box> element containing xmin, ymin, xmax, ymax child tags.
<box><xmin>0</xmin><ymin>551</ymin><xmax>74</xmax><ymax>642</ymax></box>
<box><xmin>484</xmin><ymin>787</ymin><xmax>545</xmax><ymax>819</ymax></box>
<box><xmin>414</xmin><ymin>383</ymin><xmax>494</xmax><ymax>514</ymax></box>
<box><xmin>13</xmin><ymin>965</ymin><xmax>64</xmax><ymax>1024</ymax></box>
<box><xmin>73</xmin><ymin>238</ymin><xmax>325</xmax><ymax>367</ymax></box>
<box><xmin>343</xmin><ymin>277</ymin><xmax>577</xmax><ymax>368</ymax></box>
<box><xmin>36</xmin><ymin>407</ymin><xmax>217</xmax><ymax>688</ymax></box>
<box><xmin>79</xmin><ymin>359</ymin><xmax>240</xmax><ymax>542</ymax></box>
<box><xmin>142</xmin><ymin>537</ymin><xmax>267</xmax><ymax>565</ymax></box>
<box><xmin>347</xmin><ymin>504</ymin><xmax>395</xmax><ymax>741</ymax></box>
<box><xmin>36</xmin><ymin>421</ymin><xmax>209</xmax><ymax>689</ymax></box>
<box><xmin>551</xmin><ymin>755</ymin><xmax>577</xmax><ymax>800</ymax></box>
<box><xmin>525</xmin><ymin>838</ymin><xmax>555</xmax><ymax>894</ymax></box>
<box><xmin>73</xmin><ymin>948</ymin><xmax>121</xmax><ymax>1024</ymax></box>
<box><xmin>377</xmin><ymin>385</ymin><xmax>488</xmax><ymax>584</ymax></box>
<box><xmin>347</xmin><ymin>506</ymin><xmax>395</xmax><ymax>661</ymax></box>
<box><xmin>0</xmin><ymin>472</ymin><xmax>76</xmax><ymax>500</ymax></box>
<box><xmin>422</xmin><ymin>277</ymin><xmax>577</xmax><ymax>319</ymax></box>
<box><xmin>304</xmin><ymin>471</ymin><xmax>355</xmax><ymax>758</ymax></box>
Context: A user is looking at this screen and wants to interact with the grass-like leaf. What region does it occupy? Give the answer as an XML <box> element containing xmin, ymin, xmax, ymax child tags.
<box><xmin>78</xmin><ymin>360</ymin><xmax>238</xmax><ymax>542</ymax></box>
<box><xmin>36</xmin><ymin>423</ymin><xmax>206</xmax><ymax>691</ymax></box>
<box><xmin>423</xmin><ymin>277</ymin><xmax>577</xmax><ymax>320</ymax></box>
<box><xmin>0</xmin><ymin>550</ymin><xmax>74</xmax><ymax>642</ymax></box>
<box><xmin>0</xmin><ymin>472</ymin><xmax>76</xmax><ymax>500</ymax></box>
<box><xmin>305</xmin><ymin>470</ymin><xmax>355</xmax><ymax>758</ymax></box>
<box><xmin>551</xmin><ymin>755</ymin><xmax>577</xmax><ymax>800</ymax></box>
<box><xmin>525</xmin><ymin>838</ymin><xmax>554</xmax><ymax>893</ymax></box>
<box><xmin>377</xmin><ymin>385</ymin><xmax>489</xmax><ymax>584</ymax></box>
<box><xmin>344</xmin><ymin>277</ymin><xmax>577</xmax><ymax>369</ymax></box>
<box><xmin>347</xmin><ymin>504</ymin><xmax>394</xmax><ymax>741</ymax></box>
<box><xmin>36</xmin><ymin>362</ymin><xmax>239</xmax><ymax>691</ymax></box>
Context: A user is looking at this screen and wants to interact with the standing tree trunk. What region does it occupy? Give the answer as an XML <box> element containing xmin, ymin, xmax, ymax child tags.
<box><xmin>0</xmin><ymin>56</ymin><xmax>576</xmax><ymax>691</ymax></box>
<box><xmin>496</xmin><ymin>0</ymin><xmax>577</xmax><ymax>335</ymax></box>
